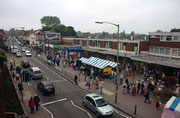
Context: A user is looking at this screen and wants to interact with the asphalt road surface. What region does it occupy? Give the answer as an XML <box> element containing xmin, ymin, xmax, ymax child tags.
<box><xmin>7</xmin><ymin>38</ymin><xmax>130</xmax><ymax>118</ymax></box>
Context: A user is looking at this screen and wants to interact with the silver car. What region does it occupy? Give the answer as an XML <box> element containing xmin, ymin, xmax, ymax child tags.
<box><xmin>30</xmin><ymin>67</ymin><xmax>43</xmax><ymax>79</ymax></box>
<box><xmin>83</xmin><ymin>93</ymin><xmax>113</xmax><ymax>117</ymax></box>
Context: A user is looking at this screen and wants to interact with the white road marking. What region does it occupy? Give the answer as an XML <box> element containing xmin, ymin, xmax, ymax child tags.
<box><xmin>99</xmin><ymin>88</ymin><xmax>114</xmax><ymax>96</ymax></box>
<box><xmin>50</xmin><ymin>80</ymin><xmax>67</xmax><ymax>83</ymax></box>
<box><xmin>71</xmin><ymin>100</ymin><xmax>92</xmax><ymax>118</ymax></box>
<box><xmin>113</xmin><ymin>108</ymin><xmax>130</xmax><ymax>118</ymax></box>
<box><xmin>42</xmin><ymin>98</ymin><xmax>67</xmax><ymax>106</ymax></box>
<box><xmin>41</xmin><ymin>105</ymin><xmax>54</xmax><ymax>118</ymax></box>
<box><xmin>43</xmin><ymin>75</ymin><xmax>49</xmax><ymax>81</ymax></box>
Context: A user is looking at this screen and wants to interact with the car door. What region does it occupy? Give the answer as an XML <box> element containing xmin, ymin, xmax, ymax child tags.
<box><xmin>90</xmin><ymin>99</ymin><xmax>97</xmax><ymax>112</ymax></box>
<box><xmin>85</xmin><ymin>96</ymin><xmax>91</xmax><ymax>109</ymax></box>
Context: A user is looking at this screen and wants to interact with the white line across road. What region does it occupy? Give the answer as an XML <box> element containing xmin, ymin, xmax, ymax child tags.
<box><xmin>113</xmin><ymin>108</ymin><xmax>130</xmax><ymax>118</ymax></box>
<box><xmin>42</xmin><ymin>98</ymin><xmax>67</xmax><ymax>106</ymax></box>
<box><xmin>71</xmin><ymin>100</ymin><xmax>92</xmax><ymax>118</ymax></box>
<box><xmin>50</xmin><ymin>80</ymin><xmax>67</xmax><ymax>83</ymax></box>
<box><xmin>41</xmin><ymin>105</ymin><xmax>54</xmax><ymax>118</ymax></box>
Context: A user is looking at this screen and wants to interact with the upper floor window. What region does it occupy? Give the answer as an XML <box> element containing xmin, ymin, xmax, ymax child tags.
<box><xmin>154</xmin><ymin>47</ymin><xmax>160</xmax><ymax>53</ymax></box>
<box><xmin>109</xmin><ymin>41</ymin><xmax>112</xmax><ymax>48</ymax></box>
<box><xmin>166</xmin><ymin>36</ymin><xmax>172</xmax><ymax>41</ymax></box>
<box><xmin>165</xmin><ymin>48</ymin><xmax>170</xmax><ymax>55</ymax></box>
<box><xmin>134</xmin><ymin>43</ymin><xmax>138</xmax><ymax>51</ymax></box>
<box><xmin>174</xmin><ymin>36</ymin><xmax>179</xmax><ymax>41</ymax></box>
<box><xmin>122</xmin><ymin>43</ymin><xmax>126</xmax><ymax>50</ymax></box>
<box><xmin>97</xmin><ymin>41</ymin><xmax>100</xmax><ymax>47</ymax></box>
<box><xmin>73</xmin><ymin>40</ymin><xmax>76</xmax><ymax>44</ymax></box>
<box><xmin>89</xmin><ymin>41</ymin><xmax>92</xmax><ymax>46</ymax></box>
<box><xmin>95</xmin><ymin>41</ymin><xmax>97</xmax><ymax>47</ymax></box>
<box><xmin>149</xmin><ymin>47</ymin><xmax>153</xmax><ymax>53</ymax></box>
<box><xmin>105</xmin><ymin>41</ymin><xmax>108</xmax><ymax>48</ymax></box>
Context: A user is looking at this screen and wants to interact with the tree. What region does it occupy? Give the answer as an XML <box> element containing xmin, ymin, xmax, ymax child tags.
<box><xmin>170</xmin><ymin>28</ymin><xmax>180</xmax><ymax>32</ymax></box>
<box><xmin>41</xmin><ymin>16</ymin><xmax>60</xmax><ymax>28</ymax></box>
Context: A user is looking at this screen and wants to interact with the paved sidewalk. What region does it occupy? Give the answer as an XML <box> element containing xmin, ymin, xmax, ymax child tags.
<box><xmin>37</xmin><ymin>52</ymin><xmax>164</xmax><ymax>118</ymax></box>
<box><xmin>7</xmin><ymin>54</ymin><xmax>51</xmax><ymax>118</ymax></box>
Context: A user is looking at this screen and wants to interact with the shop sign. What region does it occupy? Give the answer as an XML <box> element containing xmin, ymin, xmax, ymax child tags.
<box><xmin>103</xmin><ymin>67</ymin><xmax>112</xmax><ymax>73</ymax></box>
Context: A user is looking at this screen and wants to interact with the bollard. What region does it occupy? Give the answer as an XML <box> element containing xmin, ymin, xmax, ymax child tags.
<box><xmin>134</xmin><ymin>105</ymin><xmax>137</xmax><ymax>114</ymax></box>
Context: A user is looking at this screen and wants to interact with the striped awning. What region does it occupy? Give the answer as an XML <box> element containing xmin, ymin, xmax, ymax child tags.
<box><xmin>165</xmin><ymin>96</ymin><xmax>180</xmax><ymax>113</ymax></box>
<box><xmin>79</xmin><ymin>56</ymin><xmax>117</xmax><ymax>69</ymax></box>
<box><xmin>79</xmin><ymin>57</ymin><xmax>88</xmax><ymax>63</ymax></box>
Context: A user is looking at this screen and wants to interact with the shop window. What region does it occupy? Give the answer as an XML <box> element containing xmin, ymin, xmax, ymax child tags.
<box><xmin>154</xmin><ymin>47</ymin><xmax>160</xmax><ymax>54</ymax></box>
<box><xmin>172</xmin><ymin>49</ymin><xmax>177</xmax><ymax>56</ymax></box>
<box><xmin>160</xmin><ymin>48</ymin><xmax>165</xmax><ymax>54</ymax></box>
<box><xmin>109</xmin><ymin>41</ymin><xmax>112</xmax><ymax>48</ymax></box>
<box><xmin>149</xmin><ymin>47</ymin><xmax>153</xmax><ymax>53</ymax></box>
<box><xmin>165</xmin><ymin>48</ymin><xmax>170</xmax><ymax>55</ymax></box>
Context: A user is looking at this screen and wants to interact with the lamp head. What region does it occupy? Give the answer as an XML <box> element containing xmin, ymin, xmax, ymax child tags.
<box><xmin>95</xmin><ymin>21</ymin><xmax>103</xmax><ymax>24</ymax></box>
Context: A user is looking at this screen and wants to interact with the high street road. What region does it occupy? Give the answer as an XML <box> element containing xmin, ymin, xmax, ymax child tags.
<box><xmin>7</xmin><ymin>38</ymin><xmax>130</xmax><ymax>118</ymax></box>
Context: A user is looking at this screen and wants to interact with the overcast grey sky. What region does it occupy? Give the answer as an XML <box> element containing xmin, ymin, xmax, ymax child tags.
<box><xmin>0</xmin><ymin>0</ymin><xmax>179</xmax><ymax>34</ymax></box>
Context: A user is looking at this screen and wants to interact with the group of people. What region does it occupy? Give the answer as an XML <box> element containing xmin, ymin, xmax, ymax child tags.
<box><xmin>28</xmin><ymin>94</ymin><xmax>41</xmax><ymax>114</ymax></box>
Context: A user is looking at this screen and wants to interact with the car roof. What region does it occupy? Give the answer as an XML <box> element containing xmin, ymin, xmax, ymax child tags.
<box><xmin>31</xmin><ymin>67</ymin><xmax>41</xmax><ymax>71</ymax></box>
<box><xmin>85</xmin><ymin>93</ymin><xmax>103</xmax><ymax>100</ymax></box>
<box><xmin>41</xmin><ymin>81</ymin><xmax>52</xmax><ymax>85</ymax></box>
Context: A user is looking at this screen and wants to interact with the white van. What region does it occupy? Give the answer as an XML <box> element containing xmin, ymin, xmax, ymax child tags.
<box><xmin>11</xmin><ymin>46</ymin><xmax>19</xmax><ymax>54</ymax></box>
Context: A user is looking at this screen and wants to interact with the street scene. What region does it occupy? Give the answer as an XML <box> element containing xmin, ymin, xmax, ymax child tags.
<box><xmin>0</xmin><ymin>0</ymin><xmax>180</xmax><ymax>118</ymax></box>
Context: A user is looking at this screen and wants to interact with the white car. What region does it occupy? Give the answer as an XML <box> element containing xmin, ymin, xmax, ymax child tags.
<box><xmin>25</xmin><ymin>50</ymin><xmax>32</xmax><ymax>57</ymax></box>
<box><xmin>22</xmin><ymin>48</ymin><xmax>26</xmax><ymax>52</ymax></box>
<box><xmin>16</xmin><ymin>52</ymin><xmax>22</xmax><ymax>57</ymax></box>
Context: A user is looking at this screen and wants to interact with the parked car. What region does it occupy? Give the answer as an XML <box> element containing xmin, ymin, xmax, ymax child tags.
<box><xmin>83</xmin><ymin>93</ymin><xmax>113</xmax><ymax>117</ymax></box>
<box><xmin>16</xmin><ymin>51</ymin><xmax>22</xmax><ymax>57</ymax></box>
<box><xmin>21</xmin><ymin>58</ymin><xmax>30</xmax><ymax>67</ymax></box>
<box><xmin>25</xmin><ymin>50</ymin><xmax>32</xmax><ymax>57</ymax></box>
<box><xmin>29</xmin><ymin>67</ymin><xmax>43</xmax><ymax>79</ymax></box>
<box><xmin>21</xmin><ymin>47</ymin><xmax>26</xmax><ymax>52</ymax></box>
<box><xmin>37</xmin><ymin>81</ymin><xmax>55</xmax><ymax>95</ymax></box>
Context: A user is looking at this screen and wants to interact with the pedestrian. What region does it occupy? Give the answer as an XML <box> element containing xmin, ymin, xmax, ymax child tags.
<box><xmin>56</xmin><ymin>58</ymin><xmax>60</xmax><ymax>66</ymax></box>
<box><xmin>28</xmin><ymin>97</ymin><xmax>35</xmax><ymax>113</ymax></box>
<box><xmin>95</xmin><ymin>77</ymin><xmax>99</xmax><ymax>89</ymax></box>
<box><xmin>137</xmin><ymin>81</ymin><xmax>141</xmax><ymax>94</ymax></box>
<box><xmin>132</xmin><ymin>84</ymin><xmax>137</xmax><ymax>96</ymax></box>
<box><xmin>125</xmin><ymin>78</ymin><xmax>129</xmax><ymax>86</ymax></box>
<box><xmin>127</xmin><ymin>82</ymin><xmax>130</xmax><ymax>94</ymax></box>
<box><xmin>155</xmin><ymin>94</ymin><xmax>161</xmax><ymax>109</ymax></box>
<box><xmin>34</xmin><ymin>94</ymin><xmax>40</xmax><ymax>111</ymax></box>
<box><xmin>74</xmin><ymin>74</ymin><xmax>78</xmax><ymax>85</ymax></box>
<box><xmin>144</xmin><ymin>89</ymin><xmax>151</xmax><ymax>104</ymax></box>
<box><xmin>122</xmin><ymin>84</ymin><xmax>126</xmax><ymax>95</ymax></box>
<box><xmin>16</xmin><ymin>72</ymin><xmax>19</xmax><ymax>81</ymax></box>
<box><xmin>18</xmin><ymin>82</ymin><xmax>23</xmax><ymax>94</ymax></box>
<box><xmin>12</xmin><ymin>70</ymin><xmax>15</xmax><ymax>79</ymax></box>
<box><xmin>129</xmin><ymin>67</ymin><xmax>132</xmax><ymax>76</ymax></box>
<box><xmin>140</xmin><ymin>81</ymin><xmax>145</xmax><ymax>94</ymax></box>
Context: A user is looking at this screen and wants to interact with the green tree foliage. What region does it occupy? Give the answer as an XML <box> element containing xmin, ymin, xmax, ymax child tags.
<box><xmin>171</xmin><ymin>28</ymin><xmax>180</xmax><ymax>32</ymax></box>
<box><xmin>41</xmin><ymin>16</ymin><xmax>76</xmax><ymax>37</ymax></box>
<box><xmin>41</xmin><ymin>16</ymin><xmax>60</xmax><ymax>28</ymax></box>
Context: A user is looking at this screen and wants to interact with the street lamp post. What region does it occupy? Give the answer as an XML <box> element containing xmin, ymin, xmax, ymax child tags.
<box><xmin>95</xmin><ymin>21</ymin><xmax>119</xmax><ymax>103</ymax></box>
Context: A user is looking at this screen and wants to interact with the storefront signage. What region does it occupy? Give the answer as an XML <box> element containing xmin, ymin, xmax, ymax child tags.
<box><xmin>103</xmin><ymin>67</ymin><xmax>112</xmax><ymax>73</ymax></box>
<box><xmin>59</xmin><ymin>46</ymin><xmax>82</xmax><ymax>51</ymax></box>
<box><xmin>46</xmin><ymin>32</ymin><xmax>60</xmax><ymax>41</ymax></box>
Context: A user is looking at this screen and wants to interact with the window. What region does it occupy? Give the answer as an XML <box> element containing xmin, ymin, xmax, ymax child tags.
<box><xmin>166</xmin><ymin>36</ymin><xmax>172</xmax><ymax>41</ymax></box>
<box><xmin>95</xmin><ymin>41</ymin><xmax>97</xmax><ymax>47</ymax></box>
<box><xmin>134</xmin><ymin>43</ymin><xmax>138</xmax><ymax>51</ymax></box>
<box><xmin>122</xmin><ymin>43</ymin><xmax>126</xmax><ymax>50</ymax></box>
<box><xmin>73</xmin><ymin>40</ymin><xmax>76</xmax><ymax>44</ymax></box>
<box><xmin>172</xmin><ymin>49</ymin><xmax>177</xmax><ymax>56</ymax></box>
<box><xmin>89</xmin><ymin>41</ymin><xmax>92</xmax><ymax>46</ymax></box>
<box><xmin>154</xmin><ymin>47</ymin><xmax>160</xmax><ymax>54</ymax></box>
<box><xmin>97</xmin><ymin>41</ymin><xmax>100</xmax><ymax>47</ymax></box>
<box><xmin>78</xmin><ymin>40</ymin><xmax>80</xmax><ymax>44</ymax></box>
<box><xmin>160</xmin><ymin>48</ymin><xmax>165</xmax><ymax>54</ymax></box>
<box><xmin>160</xmin><ymin>36</ymin><xmax>166</xmax><ymax>41</ymax></box>
<box><xmin>109</xmin><ymin>41</ymin><xmax>112</xmax><ymax>48</ymax></box>
<box><xmin>149</xmin><ymin>47</ymin><xmax>153</xmax><ymax>53</ymax></box>
<box><xmin>105</xmin><ymin>41</ymin><xmax>108</xmax><ymax>48</ymax></box>
<box><xmin>174</xmin><ymin>36</ymin><xmax>179</xmax><ymax>41</ymax></box>
<box><xmin>178</xmin><ymin>49</ymin><xmax>180</xmax><ymax>56</ymax></box>
<box><xmin>165</xmin><ymin>48</ymin><xmax>170</xmax><ymax>55</ymax></box>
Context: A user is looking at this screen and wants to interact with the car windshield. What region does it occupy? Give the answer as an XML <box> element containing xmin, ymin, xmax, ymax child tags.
<box><xmin>95</xmin><ymin>98</ymin><xmax>108</xmax><ymax>107</ymax></box>
<box><xmin>34</xmin><ymin>70</ymin><xmax>41</xmax><ymax>74</ymax></box>
<box><xmin>45</xmin><ymin>85</ymin><xmax>53</xmax><ymax>89</ymax></box>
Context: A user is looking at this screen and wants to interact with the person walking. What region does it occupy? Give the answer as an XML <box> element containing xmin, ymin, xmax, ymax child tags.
<box><xmin>144</xmin><ymin>89</ymin><xmax>151</xmax><ymax>104</ymax></box>
<box><xmin>74</xmin><ymin>74</ymin><xmax>78</xmax><ymax>85</ymax></box>
<box><xmin>140</xmin><ymin>81</ymin><xmax>145</xmax><ymax>94</ymax></box>
<box><xmin>18</xmin><ymin>82</ymin><xmax>23</xmax><ymax>94</ymax></box>
<box><xmin>155</xmin><ymin>94</ymin><xmax>161</xmax><ymax>109</ymax></box>
<box><xmin>137</xmin><ymin>81</ymin><xmax>141</xmax><ymax>94</ymax></box>
<box><xmin>29</xmin><ymin>97</ymin><xmax>35</xmax><ymax>113</ymax></box>
<box><xmin>34</xmin><ymin>94</ymin><xmax>40</xmax><ymax>111</ymax></box>
<box><xmin>127</xmin><ymin>82</ymin><xmax>130</xmax><ymax>94</ymax></box>
<box><xmin>132</xmin><ymin>84</ymin><xmax>137</xmax><ymax>96</ymax></box>
<box><xmin>122</xmin><ymin>84</ymin><xmax>126</xmax><ymax>95</ymax></box>
<box><xmin>95</xmin><ymin>77</ymin><xmax>99</xmax><ymax>89</ymax></box>
<box><xmin>16</xmin><ymin>72</ymin><xmax>19</xmax><ymax>81</ymax></box>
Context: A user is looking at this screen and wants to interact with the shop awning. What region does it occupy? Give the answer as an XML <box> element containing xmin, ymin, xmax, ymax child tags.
<box><xmin>79</xmin><ymin>57</ymin><xmax>88</xmax><ymax>63</ymax></box>
<box><xmin>165</xmin><ymin>96</ymin><xmax>180</xmax><ymax>113</ymax></box>
<box><xmin>79</xmin><ymin>56</ymin><xmax>117</xmax><ymax>69</ymax></box>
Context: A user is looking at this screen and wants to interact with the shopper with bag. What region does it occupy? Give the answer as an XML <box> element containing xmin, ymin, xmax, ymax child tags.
<box><xmin>29</xmin><ymin>97</ymin><xmax>35</xmax><ymax>113</ymax></box>
<box><xmin>155</xmin><ymin>94</ymin><xmax>161</xmax><ymax>109</ymax></box>
<box><xmin>34</xmin><ymin>94</ymin><xmax>40</xmax><ymax>111</ymax></box>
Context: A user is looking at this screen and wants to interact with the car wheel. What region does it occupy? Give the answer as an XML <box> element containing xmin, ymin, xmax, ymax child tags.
<box><xmin>83</xmin><ymin>102</ymin><xmax>86</xmax><ymax>107</ymax></box>
<box><xmin>96</xmin><ymin>112</ymin><xmax>100</xmax><ymax>118</ymax></box>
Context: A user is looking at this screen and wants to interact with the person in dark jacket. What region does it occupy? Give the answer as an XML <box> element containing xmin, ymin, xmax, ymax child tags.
<box><xmin>74</xmin><ymin>74</ymin><xmax>78</xmax><ymax>85</ymax></box>
<box><xmin>144</xmin><ymin>90</ymin><xmax>151</xmax><ymax>104</ymax></box>
<box><xmin>33</xmin><ymin>94</ymin><xmax>40</xmax><ymax>111</ymax></box>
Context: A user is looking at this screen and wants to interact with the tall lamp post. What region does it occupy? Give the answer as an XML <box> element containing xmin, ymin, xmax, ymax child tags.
<box><xmin>95</xmin><ymin>21</ymin><xmax>119</xmax><ymax>103</ymax></box>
